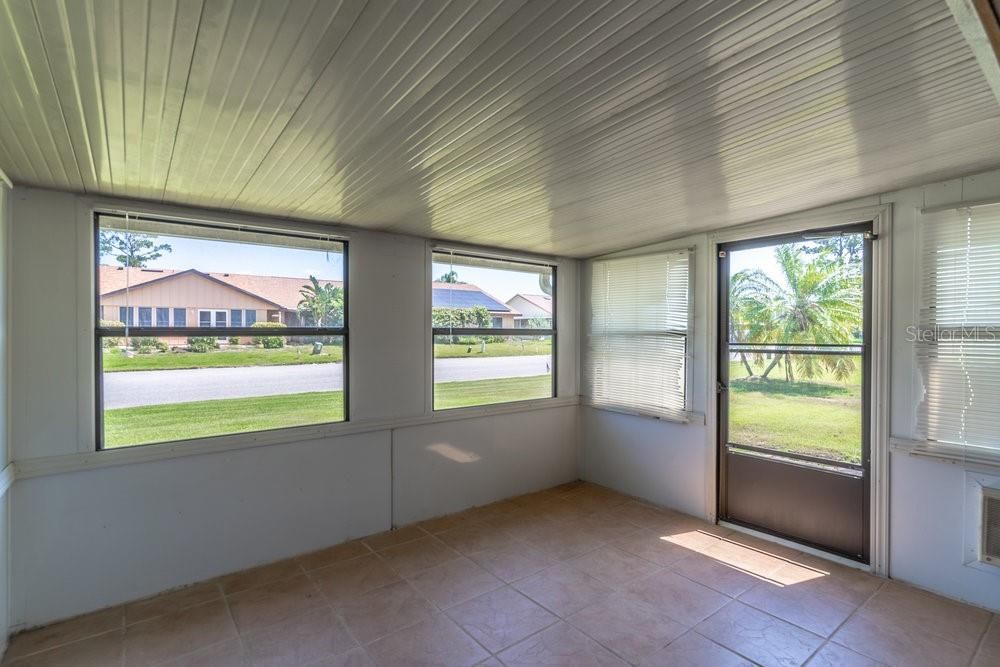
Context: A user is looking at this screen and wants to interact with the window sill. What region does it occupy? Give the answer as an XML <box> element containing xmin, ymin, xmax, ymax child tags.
<box><xmin>581</xmin><ymin>399</ymin><xmax>705</xmax><ymax>425</ymax></box>
<box><xmin>889</xmin><ymin>437</ymin><xmax>1000</xmax><ymax>473</ymax></box>
<box><xmin>14</xmin><ymin>396</ymin><xmax>581</xmax><ymax>480</ymax></box>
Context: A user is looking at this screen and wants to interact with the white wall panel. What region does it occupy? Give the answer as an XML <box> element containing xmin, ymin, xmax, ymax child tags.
<box><xmin>9</xmin><ymin>189</ymin><xmax>80</xmax><ymax>460</ymax></box>
<box><xmin>11</xmin><ymin>431</ymin><xmax>390</xmax><ymax>628</ymax></box>
<box><xmin>888</xmin><ymin>455</ymin><xmax>1000</xmax><ymax>611</ymax></box>
<box><xmin>580</xmin><ymin>407</ymin><xmax>708</xmax><ymax>518</ymax></box>
<box><xmin>393</xmin><ymin>406</ymin><xmax>578</xmax><ymax>526</ymax></box>
<box><xmin>347</xmin><ymin>231</ymin><xmax>429</xmax><ymax>421</ymax></box>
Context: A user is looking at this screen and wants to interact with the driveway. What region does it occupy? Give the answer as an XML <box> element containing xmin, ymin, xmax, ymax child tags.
<box><xmin>103</xmin><ymin>355</ymin><xmax>551</xmax><ymax>408</ymax></box>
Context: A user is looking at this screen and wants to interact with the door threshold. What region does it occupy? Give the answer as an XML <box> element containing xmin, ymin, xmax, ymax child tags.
<box><xmin>719</xmin><ymin>521</ymin><xmax>873</xmax><ymax>572</ymax></box>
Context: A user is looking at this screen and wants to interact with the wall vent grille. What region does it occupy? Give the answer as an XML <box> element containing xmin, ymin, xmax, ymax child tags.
<box><xmin>984</xmin><ymin>488</ymin><xmax>1000</xmax><ymax>565</ymax></box>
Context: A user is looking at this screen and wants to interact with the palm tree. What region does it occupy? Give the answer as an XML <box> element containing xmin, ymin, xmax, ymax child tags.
<box><xmin>730</xmin><ymin>245</ymin><xmax>862</xmax><ymax>381</ymax></box>
<box><xmin>298</xmin><ymin>276</ymin><xmax>344</xmax><ymax>327</ymax></box>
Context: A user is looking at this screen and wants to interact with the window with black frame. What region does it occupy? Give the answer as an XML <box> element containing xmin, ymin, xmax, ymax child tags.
<box><xmin>431</xmin><ymin>250</ymin><xmax>556</xmax><ymax>409</ymax></box>
<box><xmin>95</xmin><ymin>213</ymin><xmax>347</xmax><ymax>449</ymax></box>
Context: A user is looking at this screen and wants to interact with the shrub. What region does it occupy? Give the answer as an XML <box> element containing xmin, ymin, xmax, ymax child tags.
<box><xmin>251</xmin><ymin>322</ymin><xmax>286</xmax><ymax>348</ymax></box>
<box><xmin>228</xmin><ymin>336</ymin><xmax>241</xmax><ymax>346</ymax></box>
<box><xmin>130</xmin><ymin>337</ymin><xmax>168</xmax><ymax>354</ymax></box>
<box><xmin>186</xmin><ymin>336</ymin><xmax>219</xmax><ymax>353</ymax></box>
<box><xmin>432</xmin><ymin>306</ymin><xmax>491</xmax><ymax>343</ymax></box>
<box><xmin>100</xmin><ymin>319</ymin><xmax>124</xmax><ymax>348</ymax></box>
<box><xmin>431</xmin><ymin>306</ymin><xmax>490</xmax><ymax>329</ymax></box>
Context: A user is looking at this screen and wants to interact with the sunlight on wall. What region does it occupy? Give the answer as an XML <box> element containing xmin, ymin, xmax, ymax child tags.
<box><xmin>427</xmin><ymin>442</ymin><xmax>481</xmax><ymax>463</ymax></box>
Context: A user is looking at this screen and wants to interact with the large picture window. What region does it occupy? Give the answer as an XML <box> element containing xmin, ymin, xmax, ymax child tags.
<box><xmin>431</xmin><ymin>250</ymin><xmax>556</xmax><ymax>409</ymax></box>
<box><xmin>586</xmin><ymin>250</ymin><xmax>692</xmax><ymax>420</ymax></box>
<box><xmin>95</xmin><ymin>214</ymin><xmax>348</xmax><ymax>449</ymax></box>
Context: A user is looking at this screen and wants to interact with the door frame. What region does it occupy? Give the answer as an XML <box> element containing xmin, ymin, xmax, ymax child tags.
<box><xmin>705</xmin><ymin>204</ymin><xmax>892</xmax><ymax>575</ymax></box>
<box><xmin>717</xmin><ymin>222</ymin><xmax>873</xmax><ymax>562</ymax></box>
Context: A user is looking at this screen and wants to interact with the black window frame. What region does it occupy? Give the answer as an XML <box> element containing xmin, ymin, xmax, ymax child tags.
<box><xmin>93</xmin><ymin>212</ymin><xmax>350</xmax><ymax>450</ymax></box>
<box><xmin>430</xmin><ymin>250</ymin><xmax>557</xmax><ymax>410</ymax></box>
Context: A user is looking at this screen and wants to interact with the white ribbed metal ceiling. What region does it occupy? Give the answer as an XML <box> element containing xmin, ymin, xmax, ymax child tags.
<box><xmin>1</xmin><ymin>0</ymin><xmax>999</xmax><ymax>257</ymax></box>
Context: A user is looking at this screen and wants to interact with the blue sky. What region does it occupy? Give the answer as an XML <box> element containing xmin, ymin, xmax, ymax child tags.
<box><xmin>100</xmin><ymin>233</ymin><xmax>345</xmax><ymax>280</ymax></box>
<box><xmin>100</xmin><ymin>230</ymin><xmax>544</xmax><ymax>303</ymax></box>
<box><xmin>728</xmin><ymin>236</ymin><xmax>865</xmax><ymax>290</ymax></box>
<box><xmin>730</xmin><ymin>246</ymin><xmax>786</xmax><ymax>288</ymax></box>
<box><xmin>431</xmin><ymin>261</ymin><xmax>546</xmax><ymax>303</ymax></box>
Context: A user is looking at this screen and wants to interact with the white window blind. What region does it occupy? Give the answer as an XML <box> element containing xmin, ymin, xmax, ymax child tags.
<box><xmin>587</xmin><ymin>250</ymin><xmax>691</xmax><ymax>420</ymax></box>
<box><xmin>916</xmin><ymin>203</ymin><xmax>1000</xmax><ymax>457</ymax></box>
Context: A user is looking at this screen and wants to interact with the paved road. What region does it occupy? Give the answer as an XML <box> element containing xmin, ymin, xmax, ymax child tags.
<box><xmin>435</xmin><ymin>355</ymin><xmax>550</xmax><ymax>382</ymax></box>
<box><xmin>103</xmin><ymin>355</ymin><xmax>551</xmax><ymax>408</ymax></box>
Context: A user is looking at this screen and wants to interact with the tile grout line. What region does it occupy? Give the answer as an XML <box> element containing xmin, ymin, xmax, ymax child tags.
<box><xmin>215</xmin><ymin>588</ymin><xmax>246</xmax><ymax>665</ymax></box>
<box><xmin>686</xmin><ymin>597</ymin><xmax>823</xmax><ymax>667</ymax></box>
<box><xmin>968</xmin><ymin>612</ymin><xmax>995</xmax><ymax>667</ymax></box>
<box><xmin>837</xmin><ymin>580</ymin><xmax>991</xmax><ymax>662</ymax></box>
<box><xmin>327</xmin><ymin>596</ymin><xmax>369</xmax><ymax>665</ymax></box>
<box><xmin>487</xmin><ymin>615</ymin><xmax>567</xmax><ymax>663</ymax></box>
<box><xmin>688</xmin><ymin>623</ymin><xmax>768</xmax><ymax>667</ymax></box>
<box><xmin>798</xmin><ymin>578</ymin><xmax>888</xmax><ymax>666</ymax></box>
<box><xmin>436</xmin><ymin>585</ymin><xmax>508</xmax><ymax>661</ymax></box>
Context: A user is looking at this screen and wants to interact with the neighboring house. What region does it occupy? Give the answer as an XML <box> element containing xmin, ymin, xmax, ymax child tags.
<box><xmin>431</xmin><ymin>281</ymin><xmax>519</xmax><ymax>328</ymax></box>
<box><xmin>98</xmin><ymin>265</ymin><xmax>342</xmax><ymax>330</ymax></box>
<box><xmin>100</xmin><ymin>266</ymin><xmax>521</xmax><ymax>333</ymax></box>
<box><xmin>506</xmin><ymin>293</ymin><xmax>552</xmax><ymax>328</ymax></box>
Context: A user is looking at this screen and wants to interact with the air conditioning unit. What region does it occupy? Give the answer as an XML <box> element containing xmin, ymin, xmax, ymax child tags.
<box><xmin>983</xmin><ymin>487</ymin><xmax>1000</xmax><ymax>566</ymax></box>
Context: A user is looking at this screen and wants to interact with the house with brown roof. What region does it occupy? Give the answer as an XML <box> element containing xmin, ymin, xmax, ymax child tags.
<box><xmin>505</xmin><ymin>293</ymin><xmax>552</xmax><ymax>328</ymax></box>
<box><xmin>98</xmin><ymin>265</ymin><xmax>342</xmax><ymax>330</ymax></box>
<box><xmin>99</xmin><ymin>266</ymin><xmax>521</xmax><ymax>331</ymax></box>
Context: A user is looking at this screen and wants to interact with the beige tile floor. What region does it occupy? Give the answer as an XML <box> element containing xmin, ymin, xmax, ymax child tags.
<box><xmin>3</xmin><ymin>481</ymin><xmax>998</xmax><ymax>666</ymax></box>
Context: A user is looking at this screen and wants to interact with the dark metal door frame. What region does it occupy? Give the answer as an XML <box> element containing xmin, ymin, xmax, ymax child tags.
<box><xmin>716</xmin><ymin>222</ymin><xmax>874</xmax><ymax>562</ymax></box>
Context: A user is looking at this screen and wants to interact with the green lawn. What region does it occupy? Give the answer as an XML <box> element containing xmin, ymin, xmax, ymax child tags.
<box><xmin>433</xmin><ymin>374</ymin><xmax>552</xmax><ymax>409</ymax></box>
<box><xmin>103</xmin><ymin>345</ymin><xmax>343</xmax><ymax>372</ymax></box>
<box><xmin>434</xmin><ymin>339</ymin><xmax>551</xmax><ymax>358</ymax></box>
<box><xmin>727</xmin><ymin>359</ymin><xmax>862</xmax><ymax>464</ymax></box>
<box><xmin>103</xmin><ymin>375</ymin><xmax>552</xmax><ymax>448</ymax></box>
